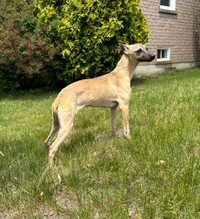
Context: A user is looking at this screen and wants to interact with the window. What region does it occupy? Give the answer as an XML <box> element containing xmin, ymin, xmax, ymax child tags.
<box><xmin>160</xmin><ymin>0</ymin><xmax>176</xmax><ymax>11</ymax></box>
<box><xmin>157</xmin><ymin>48</ymin><xmax>170</xmax><ymax>62</ymax></box>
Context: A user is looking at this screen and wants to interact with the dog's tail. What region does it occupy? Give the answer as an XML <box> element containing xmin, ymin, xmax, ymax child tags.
<box><xmin>52</xmin><ymin>102</ymin><xmax>60</xmax><ymax>128</ymax></box>
<box><xmin>44</xmin><ymin>102</ymin><xmax>60</xmax><ymax>147</ymax></box>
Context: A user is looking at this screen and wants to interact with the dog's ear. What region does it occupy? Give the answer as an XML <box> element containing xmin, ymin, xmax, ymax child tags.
<box><xmin>117</xmin><ymin>44</ymin><xmax>129</xmax><ymax>54</ymax></box>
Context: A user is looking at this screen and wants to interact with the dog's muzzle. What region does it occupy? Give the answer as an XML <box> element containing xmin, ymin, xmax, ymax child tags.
<box><xmin>137</xmin><ymin>53</ymin><xmax>155</xmax><ymax>62</ymax></box>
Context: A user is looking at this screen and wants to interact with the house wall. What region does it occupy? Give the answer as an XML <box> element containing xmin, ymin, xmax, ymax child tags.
<box><xmin>136</xmin><ymin>0</ymin><xmax>200</xmax><ymax>75</ymax></box>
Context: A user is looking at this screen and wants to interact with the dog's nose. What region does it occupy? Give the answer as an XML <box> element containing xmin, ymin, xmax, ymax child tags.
<box><xmin>149</xmin><ymin>54</ymin><xmax>155</xmax><ymax>61</ymax></box>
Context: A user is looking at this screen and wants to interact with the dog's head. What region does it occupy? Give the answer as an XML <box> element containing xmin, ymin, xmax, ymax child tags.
<box><xmin>117</xmin><ymin>43</ymin><xmax>155</xmax><ymax>62</ymax></box>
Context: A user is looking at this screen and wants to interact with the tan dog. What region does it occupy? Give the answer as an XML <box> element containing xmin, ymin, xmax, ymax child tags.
<box><xmin>45</xmin><ymin>44</ymin><xmax>155</xmax><ymax>165</ymax></box>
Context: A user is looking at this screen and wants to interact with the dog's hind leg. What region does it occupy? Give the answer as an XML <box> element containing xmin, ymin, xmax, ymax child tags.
<box><xmin>48</xmin><ymin>106</ymin><xmax>75</xmax><ymax>165</ymax></box>
<box><xmin>44</xmin><ymin>112</ymin><xmax>59</xmax><ymax>148</ymax></box>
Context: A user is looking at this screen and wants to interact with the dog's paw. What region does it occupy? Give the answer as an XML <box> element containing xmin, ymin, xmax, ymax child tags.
<box><xmin>44</xmin><ymin>141</ymin><xmax>50</xmax><ymax>148</ymax></box>
<box><xmin>126</xmin><ymin>135</ymin><xmax>131</xmax><ymax>140</ymax></box>
<box><xmin>110</xmin><ymin>130</ymin><xmax>116</xmax><ymax>136</ymax></box>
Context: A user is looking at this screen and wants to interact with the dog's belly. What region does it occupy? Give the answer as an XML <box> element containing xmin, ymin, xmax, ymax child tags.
<box><xmin>88</xmin><ymin>100</ymin><xmax>118</xmax><ymax>108</ymax></box>
<box><xmin>76</xmin><ymin>101</ymin><xmax>118</xmax><ymax>114</ymax></box>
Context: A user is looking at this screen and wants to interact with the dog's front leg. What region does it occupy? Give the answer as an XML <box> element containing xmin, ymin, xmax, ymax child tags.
<box><xmin>110</xmin><ymin>105</ymin><xmax>118</xmax><ymax>135</ymax></box>
<box><xmin>119</xmin><ymin>104</ymin><xmax>131</xmax><ymax>139</ymax></box>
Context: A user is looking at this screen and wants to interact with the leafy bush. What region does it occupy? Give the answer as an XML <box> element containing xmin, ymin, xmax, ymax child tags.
<box><xmin>0</xmin><ymin>0</ymin><xmax>62</xmax><ymax>91</ymax></box>
<box><xmin>35</xmin><ymin>0</ymin><xmax>149</xmax><ymax>83</ymax></box>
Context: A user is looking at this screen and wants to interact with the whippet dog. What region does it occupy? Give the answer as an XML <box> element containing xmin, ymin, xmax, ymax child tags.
<box><xmin>45</xmin><ymin>43</ymin><xmax>155</xmax><ymax>165</ymax></box>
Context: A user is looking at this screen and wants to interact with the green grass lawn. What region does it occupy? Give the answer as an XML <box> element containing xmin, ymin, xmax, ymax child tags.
<box><xmin>0</xmin><ymin>68</ymin><xmax>200</xmax><ymax>218</ymax></box>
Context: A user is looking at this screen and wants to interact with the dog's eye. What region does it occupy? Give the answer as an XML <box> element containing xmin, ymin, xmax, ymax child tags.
<box><xmin>135</xmin><ymin>48</ymin><xmax>143</xmax><ymax>54</ymax></box>
<box><xmin>146</xmin><ymin>48</ymin><xmax>148</xmax><ymax>51</ymax></box>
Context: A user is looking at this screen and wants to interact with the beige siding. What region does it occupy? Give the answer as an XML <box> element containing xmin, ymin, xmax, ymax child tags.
<box><xmin>139</xmin><ymin>0</ymin><xmax>200</xmax><ymax>65</ymax></box>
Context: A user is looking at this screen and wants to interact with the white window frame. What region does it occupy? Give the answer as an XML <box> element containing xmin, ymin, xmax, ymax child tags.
<box><xmin>157</xmin><ymin>48</ymin><xmax>170</xmax><ymax>62</ymax></box>
<box><xmin>160</xmin><ymin>0</ymin><xmax>176</xmax><ymax>11</ymax></box>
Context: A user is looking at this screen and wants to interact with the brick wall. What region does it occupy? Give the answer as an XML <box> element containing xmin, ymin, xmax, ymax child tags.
<box><xmin>139</xmin><ymin>0</ymin><xmax>200</xmax><ymax>65</ymax></box>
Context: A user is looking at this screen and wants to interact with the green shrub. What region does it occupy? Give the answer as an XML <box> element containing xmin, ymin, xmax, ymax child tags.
<box><xmin>0</xmin><ymin>0</ymin><xmax>61</xmax><ymax>91</ymax></box>
<box><xmin>35</xmin><ymin>0</ymin><xmax>149</xmax><ymax>83</ymax></box>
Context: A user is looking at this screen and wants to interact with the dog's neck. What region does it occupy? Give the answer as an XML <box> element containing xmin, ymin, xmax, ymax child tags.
<box><xmin>114</xmin><ymin>54</ymin><xmax>139</xmax><ymax>80</ymax></box>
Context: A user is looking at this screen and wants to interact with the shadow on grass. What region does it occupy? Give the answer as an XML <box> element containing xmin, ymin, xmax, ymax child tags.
<box><xmin>60</xmin><ymin>131</ymin><xmax>96</xmax><ymax>155</ymax></box>
<box><xmin>131</xmin><ymin>76</ymin><xmax>150</xmax><ymax>86</ymax></box>
<box><xmin>0</xmin><ymin>89</ymin><xmax>58</xmax><ymax>101</ymax></box>
<box><xmin>58</xmin><ymin>129</ymin><xmax>118</xmax><ymax>159</ymax></box>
